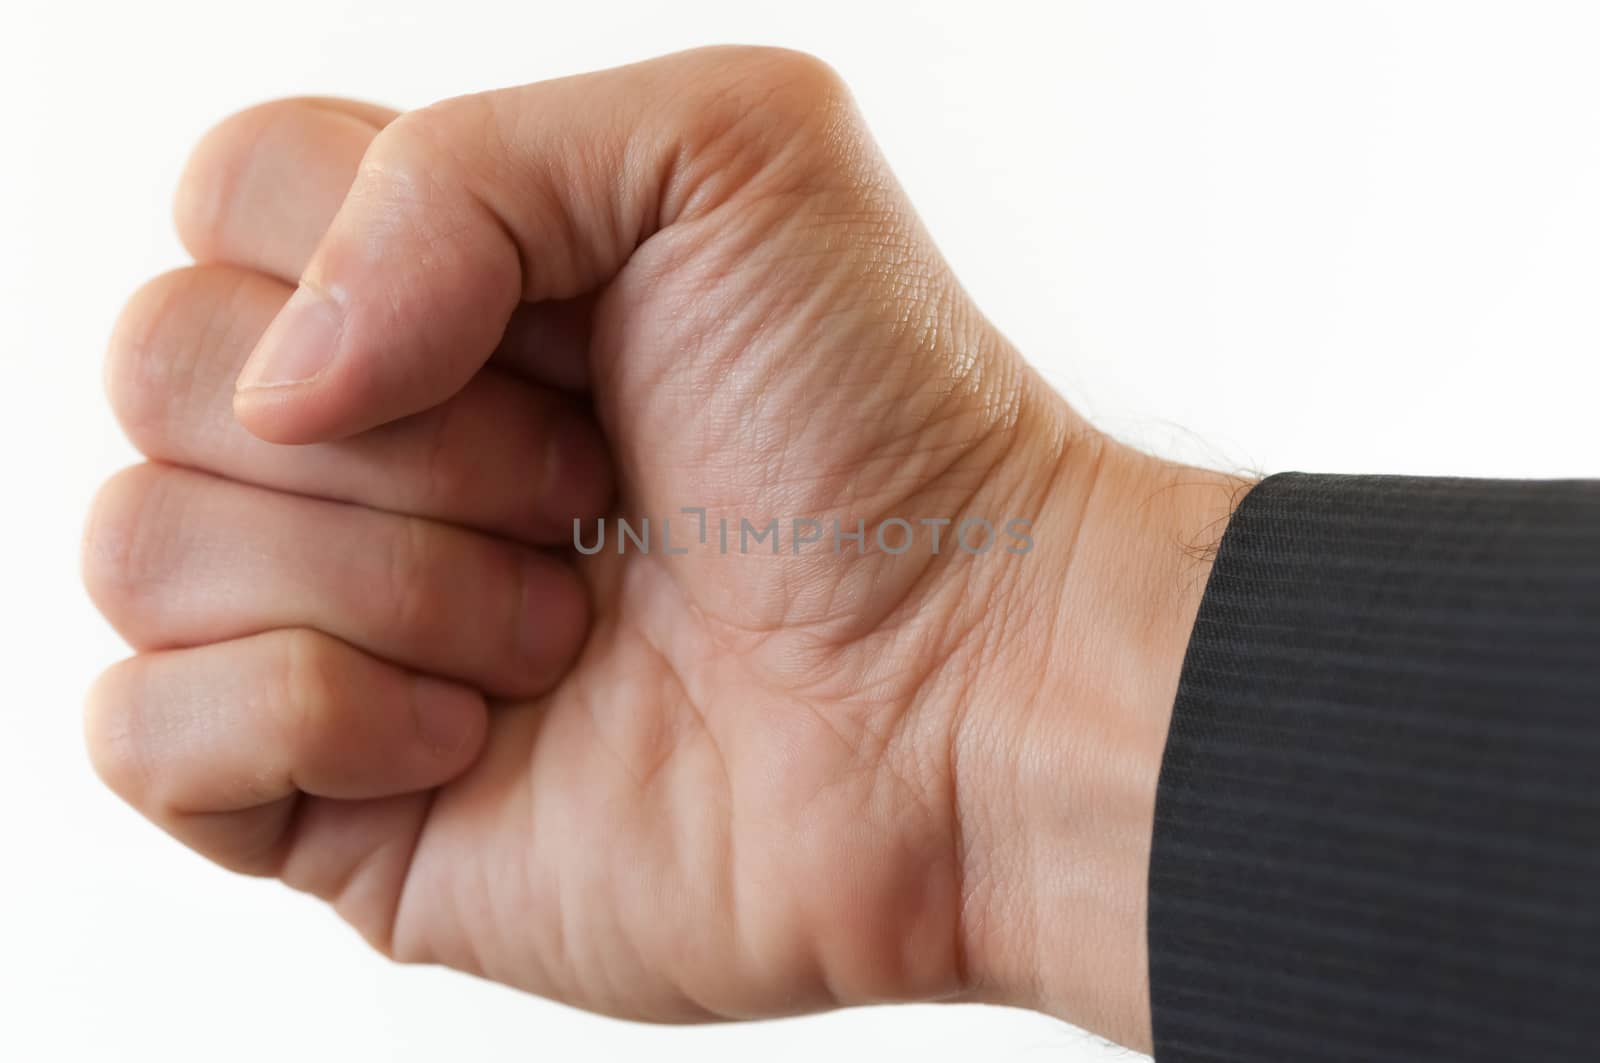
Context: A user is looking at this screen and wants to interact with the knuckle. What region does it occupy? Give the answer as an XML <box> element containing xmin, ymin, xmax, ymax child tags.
<box><xmin>275</xmin><ymin>628</ymin><xmax>344</xmax><ymax>753</ymax></box>
<box><xmin>81</xmin><ymin>464</ymin><xmax>179</xmax><ymax>623</ymax></box>
<box><xmin>378</xmin><ymin>516</ymin><xmax>440</xmax><ymax>639</ymax></box>
<box><xmin>347</xmin><ymin>102</ymin><xmax>487</xmax><ymax>272</ymax></box>
<box><xmin>727</xmin><ymin>45</ymin><xmax>845</xmax><ymax>95</ymax></box>
<box><xmin>362</xmin><ymin>108</ymin><xmax>425</xmax><ymax>173</ymax></box>
<box><xmin>414</xmin><ymin>394</ymin><xmax>472</xmax><ymax>513</ymax></box>
<box><xmin>173</xmin><ymin>98</ymin><xmax>331</xmax><ymax>257</ymax></box>
<box><xmin>83</xmin><ymin>660</ymin><xmax>150</xmax><ymax>803</ymax></box>
<box><xmin>384</xmin><ymin>95</ymin><xmax>474</xmax><ymax>148</ymax></box>
<box><xmin>665</xmin><ymin>47</ymin><xmax>860</xmax><ymax>214</ymax></box>
<box><xmin>700</xmin><ymin>46</ymin><xmax>849</xmax><ymax>133</ymax></box>
<box><xmin>104</xmin><ymin>272</ymin><xmax>181</xmax><ymax>445</ymax></box>
<box><xmin>103</xmin><ymin>268</ymin><xmax>220</xmax><ymax>448</ymax></box>
<box><xmin>360</xmin><ymin>101</ymin><xmax>471</xmax><ymax>194</ymax></box>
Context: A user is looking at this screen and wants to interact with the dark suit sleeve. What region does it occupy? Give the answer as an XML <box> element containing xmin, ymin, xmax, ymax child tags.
<box><xmin>1147</xmin><ymin>473</ymin><xmax>1600</xmax><ymax>1062</ymax></box>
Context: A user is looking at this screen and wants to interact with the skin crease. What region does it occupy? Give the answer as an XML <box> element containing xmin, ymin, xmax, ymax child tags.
<box><xmin>82</xmin><ymin>47</ymin><xmax>1245</xmax><ymax>1054</ymax></box>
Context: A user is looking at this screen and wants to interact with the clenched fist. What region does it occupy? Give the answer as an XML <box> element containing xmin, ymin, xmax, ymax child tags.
<box><xmin>83</xmin><ymin>47</ymin><xmax>1239</xmax><ymax>1053</ymax></box>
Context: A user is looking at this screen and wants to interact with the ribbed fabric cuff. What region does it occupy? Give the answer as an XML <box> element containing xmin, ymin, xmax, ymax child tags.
<box><xmin>1148</xmin><ymin>473</ymin><xmax>1600</xmax><ymax>1062</ymax></box>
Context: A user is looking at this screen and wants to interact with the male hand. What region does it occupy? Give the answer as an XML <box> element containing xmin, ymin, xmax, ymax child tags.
<box><xmin>84</xmin><ymin>47</ymin><xmax>1239</xmax><ymax>1052</ymax></box>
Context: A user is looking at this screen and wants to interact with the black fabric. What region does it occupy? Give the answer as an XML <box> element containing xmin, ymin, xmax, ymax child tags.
<box><xmin>1148</xmin><ymin>473</ymin><xmax>1600</xmax><ymax>1062</ymax></box>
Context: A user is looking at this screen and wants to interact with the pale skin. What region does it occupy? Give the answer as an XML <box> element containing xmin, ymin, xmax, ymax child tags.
<box><xmin>83</xmin><ymin>47</ymin><xmax>1245</xmax><ymax>1054</ymax></box>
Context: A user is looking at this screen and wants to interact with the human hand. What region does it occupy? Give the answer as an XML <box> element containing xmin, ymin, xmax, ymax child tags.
<box><xmin>84</xmin><ymin>47</ymin><xmax>1240</xmax><ymax>1051</ymax></box>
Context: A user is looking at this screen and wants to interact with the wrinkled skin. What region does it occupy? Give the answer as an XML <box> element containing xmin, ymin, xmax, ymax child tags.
<box><xmin>85</xmin><ymin>47</ymin><xmax>1235</xmax><ymax>1052</ymax></box>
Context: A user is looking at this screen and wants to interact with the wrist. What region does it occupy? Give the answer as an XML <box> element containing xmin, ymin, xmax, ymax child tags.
<box><xmin>951</xmin><ymin>388</ymin><xmax>1247</xmax><ymax>1051</ymax></box>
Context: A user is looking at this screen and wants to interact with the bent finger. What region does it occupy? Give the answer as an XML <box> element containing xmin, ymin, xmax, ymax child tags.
<box><xmin>83</xmin><ymin>464</ymin><xmax>589</xmax><ymax>699</ymax></box>
<box><xmin>84</xmin><ymin>629</ymin><xmax>486</xmax><ymax>874</ymax></box>
<box><xmin>106</xmin><ymin>265</ymin><xmax>611</xmax><ymax>542</ymax></box>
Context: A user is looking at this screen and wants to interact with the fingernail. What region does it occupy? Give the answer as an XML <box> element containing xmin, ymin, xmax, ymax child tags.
<box><xmin>410</xmin><ymin>676</ymin><xmax>479</xmax><ymax>757</ymax></box>
<box><xmin>236</xmin><ymin>283</ymin><xmax>345</xmax><ymax>391</ymax></box>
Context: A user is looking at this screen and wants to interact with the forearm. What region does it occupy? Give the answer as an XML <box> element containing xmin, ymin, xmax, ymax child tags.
<box><xmin>968</xmin><ymin>455</ymin><xmax>1600</xmax><ymax>1059</ymax></box>
<box><xmin>1148</xmin><ymin>472</ymin><xmax>1600</xmax><ymax>1061</ymax></box>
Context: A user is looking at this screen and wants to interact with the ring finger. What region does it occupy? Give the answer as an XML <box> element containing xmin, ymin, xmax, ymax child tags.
<box><xmin>83</xmin><ymin>462</ymin><xmax>588</xmax><ymax>699</ymax></box>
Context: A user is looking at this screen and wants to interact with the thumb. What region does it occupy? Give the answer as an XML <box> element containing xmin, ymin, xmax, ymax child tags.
<box><xmin>232</xmin><ymin>47</ymin><xmax>854</xmax><ymax>443</ymax></box>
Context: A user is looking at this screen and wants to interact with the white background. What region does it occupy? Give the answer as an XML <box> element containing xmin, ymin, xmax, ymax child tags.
<box><xmin>4</xmin><ymin>1</ymin><xmax>1598</xmax><ymax>1060</ymax></box>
